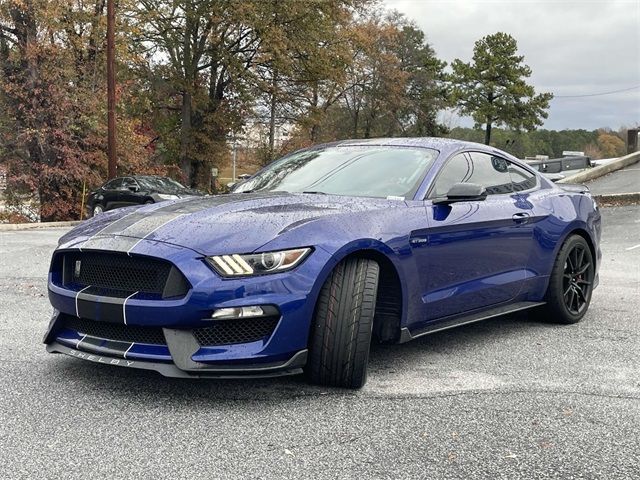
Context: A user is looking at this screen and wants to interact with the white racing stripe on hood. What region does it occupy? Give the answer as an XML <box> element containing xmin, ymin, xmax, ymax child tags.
<box><xmin>78</xmin><ymin>193</ymin><xmax>289</xmax><ymax>250</ymax></box>
<box><xmin>125</xmin><ymin>214</ymin><xmax>187</xmax><ymax>256</ymax></box>
<box><xmin>81</xmin><ymin>213</ymin><xmax>188</xmax><ymax>253</ymax></box>
<box><xmin>81</xmin><ymin>212</ymin><xmax>178</xmax><ymax>246</ymax></box>
<box><xmin>80</xmin><ymin>235</ymin><xmax>141</xmax><ymax>252</ymax></box>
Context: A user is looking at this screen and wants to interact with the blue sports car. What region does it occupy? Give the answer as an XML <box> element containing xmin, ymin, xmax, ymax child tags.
<box><xmin>44</xmin><ymin>138</ymin><xmax>601</xmax><ymax>388</ymax></box>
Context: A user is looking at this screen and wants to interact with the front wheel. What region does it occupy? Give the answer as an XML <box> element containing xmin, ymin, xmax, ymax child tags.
<box><xmin>307</xmin><ymin>257</ymin><xmax>379</xmax><ymax>389</ymax></box>
<box><xmin>538</xmin><ymin>234</ymin><xmax>595</xmax><ymax>324</ymax></box>
<box><xmin>92</xmin><ymin>204</ymin><xmax>104</xmax><ymax>217</ymax></box>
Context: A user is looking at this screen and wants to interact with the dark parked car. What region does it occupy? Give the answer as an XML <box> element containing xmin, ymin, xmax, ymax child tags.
<box><xmin>46</xmin><ymin>138</ymin><xmax>601</xmax><ymax>388</ymax></box>
<box><xmin>87</xmin><ymin>176</ymin><xmax>203</xmax><ymax>217</ymax></box>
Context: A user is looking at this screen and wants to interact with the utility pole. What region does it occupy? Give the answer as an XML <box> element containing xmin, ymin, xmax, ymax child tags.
<box><xmin>106</xmin><ymin>0</ymin><xmax>117</xmax><ymax>179</ymax></box>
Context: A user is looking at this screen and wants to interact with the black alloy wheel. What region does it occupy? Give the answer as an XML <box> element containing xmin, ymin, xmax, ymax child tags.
<box><xmin>537</xmin><ymin>234</ymin><xmax>595</xmax><ymax>324</ymax></box>
<box><xmin>562</xmin><ymin>242</ymin><xmax>594</xmax><ymax>315</ymax></box>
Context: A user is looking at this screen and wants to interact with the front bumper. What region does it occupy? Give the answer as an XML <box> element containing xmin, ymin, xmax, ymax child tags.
<box><xmin>46</xmin><ymin>341</ymin><xmax>308</xmax><ymax>379</ymax></box>
<box><xmin>44</xmin><ymin>237</ymin><xmax>334</xmax><ymax>377</ymax></box>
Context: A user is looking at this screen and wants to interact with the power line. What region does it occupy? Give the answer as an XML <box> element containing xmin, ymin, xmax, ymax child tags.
<box><xmin>553</xmin><ymin>85</ymin><xmax>640</xmax><ymax>98</ymax></box>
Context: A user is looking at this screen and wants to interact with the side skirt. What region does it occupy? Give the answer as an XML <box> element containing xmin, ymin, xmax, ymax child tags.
<box><xmin>399</xmin><ymin>301</ymin><xmax>546</xmax><ymax>343</ymax></box>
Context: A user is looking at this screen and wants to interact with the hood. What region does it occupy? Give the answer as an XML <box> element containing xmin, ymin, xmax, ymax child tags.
<box><xmin>61</xmin><ymin>192</ymin><xmax>403</xmax><ymax>255</ymax></box>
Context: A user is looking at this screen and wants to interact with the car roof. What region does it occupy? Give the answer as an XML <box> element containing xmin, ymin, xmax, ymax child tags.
<box><xmin>310</xmin><ymin>137</ymin><xmax>512</xmax><ymax>159</ymax></box>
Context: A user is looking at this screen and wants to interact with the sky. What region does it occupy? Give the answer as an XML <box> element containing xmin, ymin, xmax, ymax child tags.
<box><xmin>383</xmin><ymin>0</ymin><xmax>640</xmax><ymax>131</ymax></box>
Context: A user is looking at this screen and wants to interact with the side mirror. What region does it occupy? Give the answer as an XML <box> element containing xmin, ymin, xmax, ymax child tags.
<box><xmin>433</xmin><ymin>182</ymin><xmax>487</xmax><ymax>205</ymax></box>
<box><xmin>128</xmin><ymin>185</ymin><xmax>139</xmax><ymax>192</ymax></box>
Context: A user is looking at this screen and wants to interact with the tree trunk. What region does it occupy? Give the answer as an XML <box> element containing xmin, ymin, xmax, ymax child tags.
<box><xmin>309</xmin><ymin>83</ymin><xmax>319</xmax><ymax>142</ymax></box>
<box><xmin>352</xmin><ymin>108</ymin><xmax>359</xmax><ymax>138</ymax></box>
<box><xmin>268</xmin><ymin>71</ymin><xmax>278</xmax><ymax>162</ymax></box>
<box><xmin>179</xmin><ymin>3</ymin><xmax>194</xmax><ymax>186</ymax></box>
<box><xmin>484</xmin><ymin>117</ymin><xmax>492</xmax><ymax>145</ymax></box>
<box><xmin>180</xmin><ymin>90</ymin><xmax>192</xmax><ymax>185</ymax></box>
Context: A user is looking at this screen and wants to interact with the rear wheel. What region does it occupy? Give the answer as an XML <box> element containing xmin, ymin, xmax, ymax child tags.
<box><xmin>308</xmin><ymin>257</ymin><xmax>379</xmax><ymax>389</ymax></box>
<box><xmin>538</xmin><ymin>234</ymin><xmax>595</xmax><ymax>324</ymax></box>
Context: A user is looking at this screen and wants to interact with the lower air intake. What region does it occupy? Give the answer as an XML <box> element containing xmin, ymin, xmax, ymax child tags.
<box><xmin>193</xmin><ymin>317</ymin><xmax>279</xmax><ymax>346</ymax></box>
<box><xmin>63</xmin><ymin>316</ymin><xmax>166</xmax><ymax>345</ymax></box>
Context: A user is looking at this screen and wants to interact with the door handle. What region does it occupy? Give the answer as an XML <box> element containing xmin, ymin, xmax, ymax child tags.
<box><xmin>512</xmin><ymin>212</ymin><xmax>530</xmax><ymax>224</ymax></box>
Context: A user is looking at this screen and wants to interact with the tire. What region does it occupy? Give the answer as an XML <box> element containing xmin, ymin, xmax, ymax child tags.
<box><xmin>538</xmin><ymin>234</ymin><xmax>595</xmax><ymax>324</ymax></box>
<box><xmin>92</xmin><ymin>204</ymin><xmax>104</xmax><ymax>217</ymax></box>
<box><xmin>144</xmin><ymin>200</ymin><xmax>154</xmax><ymax>205</ymax></box>
<box><xmin>308</xmin><ymin>257</ymin><xmax>379</xmax><ymax>389</ymax></box>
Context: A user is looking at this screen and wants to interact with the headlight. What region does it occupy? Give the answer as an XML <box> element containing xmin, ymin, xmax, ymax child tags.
<box><xmin>206</xmin><ymin>248</ymin><xmax>312</xmax><ymax>277</ymax></box>
<box><xmin>157</xmin><ymin>193</ymin><xmax>179</xmax><ymax>200</ymax></box>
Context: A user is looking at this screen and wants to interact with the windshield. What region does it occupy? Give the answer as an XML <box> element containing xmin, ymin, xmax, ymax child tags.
<box><xmin>234</xmin><ymin>146</ymin><xmax>437</xmax><ymax>199</ymax></box>
<box><xmin>137</xmin><ymin>176</ymin><xmax>186</xmax><ymax>192</ymax></box>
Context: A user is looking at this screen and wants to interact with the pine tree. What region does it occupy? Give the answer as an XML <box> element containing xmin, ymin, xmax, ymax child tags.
<box><xmin>450</xmin><ymin>32</ymin><xmax>553</xmax><ymax>145</ymax></box>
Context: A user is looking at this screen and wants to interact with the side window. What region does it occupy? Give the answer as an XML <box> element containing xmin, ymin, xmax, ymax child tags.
<box><xmin>430</xmin><ymin>152</ymin><xmax>513</xmax><ymax>198</ymax></box>
<box><xmin>430</xmin><ymin>153</ymin><xmax>471</xmax><ymax>197</ymax></box>
<box><xmin>104</xmin><ymin>178</ymin><xmax>123</xmax><ymax>190</ymax></box>
<box><xmin>121</xmin><ymin>177</ymin><xmax>136</xmax><ymax>188</ymax></box>
<box><xmin>508</xmin><ymin>163</ymin><xmax>537</xmax><ymax>192</ymax></box>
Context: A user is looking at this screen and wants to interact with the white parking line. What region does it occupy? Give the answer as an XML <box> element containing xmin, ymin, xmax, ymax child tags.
<box><xmin>626</xmin><ymin>244</ymin><xmax>640</xmax><ymax>251</ymax></box>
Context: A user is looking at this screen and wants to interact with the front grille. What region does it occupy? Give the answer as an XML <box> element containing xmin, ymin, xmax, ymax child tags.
<box><xmin>193</xmin><ymin>317</ymin><xmax>279</xmax><ymax>346</ymax></box>
<box><xmin>63</xmin><ymin>316</ymin><xmax>166</xmax><ymax>345</ymax></box>
<box><xmin>57</xmin><ymin>251</ymin><xmax>189</xmax><ymax>299</ymax></box>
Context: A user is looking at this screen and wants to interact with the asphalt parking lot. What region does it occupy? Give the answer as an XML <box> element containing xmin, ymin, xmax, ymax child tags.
<box><xmin>585</xmin><ymin>162</ymin><xmax>640</xmax><ymax>196</ymax></box>
<box><xmin>1</xmin><ymin>206</ymin><xmax>638</xmax><ymax>479</ymax></box>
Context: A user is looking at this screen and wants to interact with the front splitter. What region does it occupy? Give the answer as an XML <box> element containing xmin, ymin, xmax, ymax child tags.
<box><xmin>46</xmin><ymin>341</ymin><xmax>307</xmax><ymax>379</ymax></box>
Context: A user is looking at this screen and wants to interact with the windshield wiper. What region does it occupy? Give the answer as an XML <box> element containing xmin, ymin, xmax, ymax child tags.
<box><xmin>301</xmin><ymin>191</ymin><xmax>326</xmax><ymax>195</ymax></box>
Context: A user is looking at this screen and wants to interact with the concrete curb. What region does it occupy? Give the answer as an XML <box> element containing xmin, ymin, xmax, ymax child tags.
<box><xmin>593</xmin><ymin>192</ymin><xmax>640</xmax><ymax>206</ymax></box>
<box><xmin>0</xmin><ymin>220</ymin><xmax>82</xmax><ymax>231</ymax></box>
<box><xmin>558</xmin><ymin>151</ymin><xmax>640</xmax><ymax>184</ymax></box>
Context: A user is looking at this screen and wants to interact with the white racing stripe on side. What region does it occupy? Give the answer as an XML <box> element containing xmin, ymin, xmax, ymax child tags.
<box><xmin>126</xmin><ymin>214</ymin><xmax>187</xmax><ymax>256</ymax></box>
<box><xmin>122</xmin><ymin>291</ymin><xmax>139</xmax><ymax>326</ymax></box>
<box><xmin>123</xmin><ymin>343</ymin><xmax>134</xmax><ymax>359</ymax></box>
<box><xmin>75</xmin><ymin>285</ymin><xmax>92</xmax><ymax>317</ymax></box>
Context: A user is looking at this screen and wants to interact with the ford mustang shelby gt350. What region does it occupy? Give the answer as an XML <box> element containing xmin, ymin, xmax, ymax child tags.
<box><xmin>44</xmin><ymin>138</ymin><xmax>601</xmax><ymax>388</ymax></box>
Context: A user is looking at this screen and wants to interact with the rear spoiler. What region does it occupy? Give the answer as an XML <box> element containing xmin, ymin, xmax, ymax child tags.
<box><xmin>560</xmin><ymin>184</ymin><xmax>590</xmax><ymax>194</ymax></box>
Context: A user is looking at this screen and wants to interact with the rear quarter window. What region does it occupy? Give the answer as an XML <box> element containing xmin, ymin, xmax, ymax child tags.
<box><xmin>508</xmin><ymin>163</ymin><xmax>538</xmax><ymax>191</ymax></box>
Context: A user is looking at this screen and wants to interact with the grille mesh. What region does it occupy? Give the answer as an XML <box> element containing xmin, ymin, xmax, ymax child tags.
<box><xmin>60</xmin><ymin>252</ymin><xmax>188</xmax><ymax>298</ymax></box>
<box><xmin>72</xmin><ymin>252</ymin><xmax>170</xmax><ymax>293</ymax></box>
<box><xmin>194</xmin><ymin>317</ymin><xmax>279</xmax><ymax>346</ymax></box>
<box><xmin>63</xmin><ymin>316</ymin><xmax>166</xmax><ymax>345</ymax></box>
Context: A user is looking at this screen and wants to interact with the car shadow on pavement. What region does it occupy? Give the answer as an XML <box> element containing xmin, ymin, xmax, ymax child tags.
<box><xmin>45</xmin><ymin>310</ymin><xmax>555</xmax><ymax>404</ymax></box>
